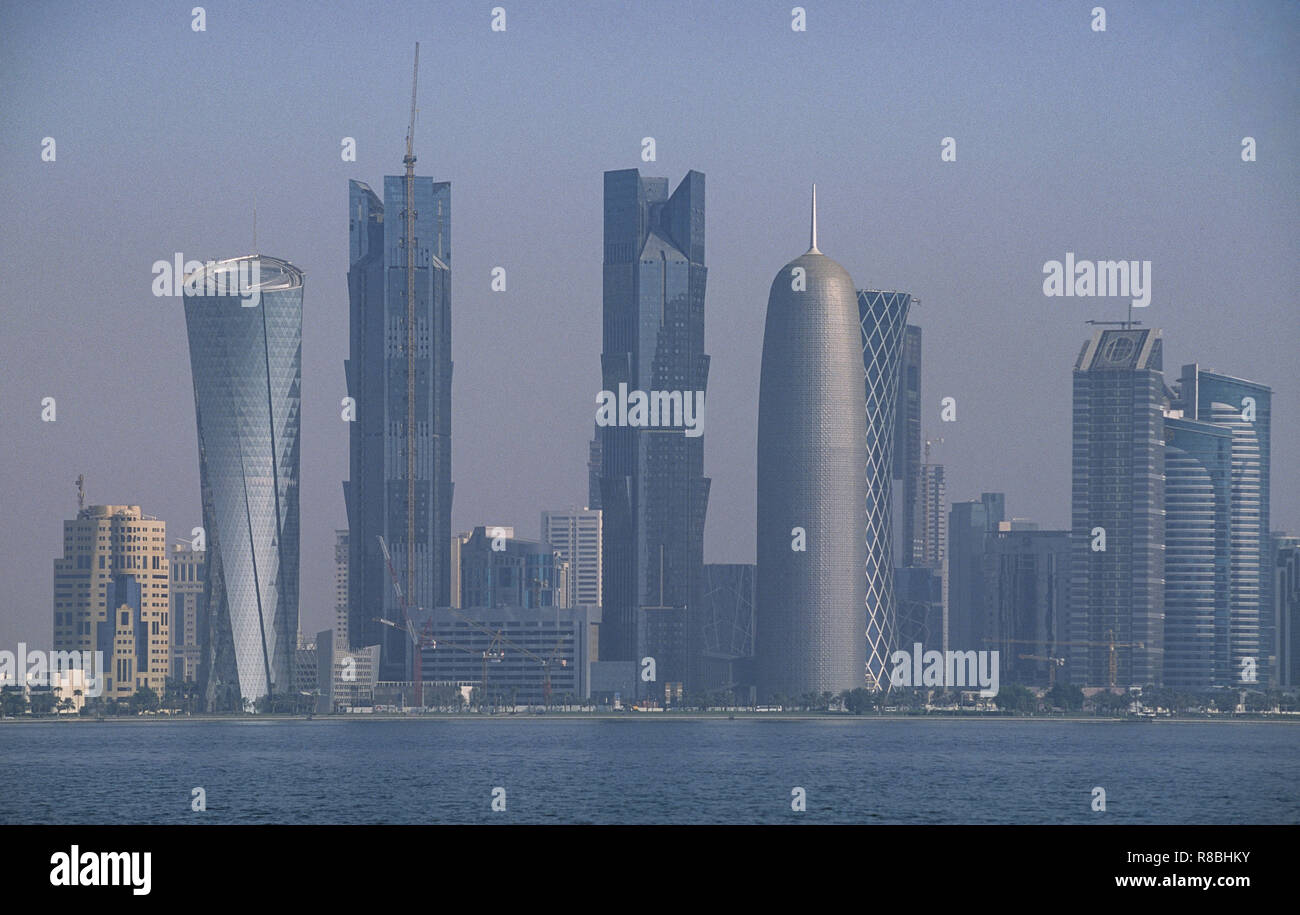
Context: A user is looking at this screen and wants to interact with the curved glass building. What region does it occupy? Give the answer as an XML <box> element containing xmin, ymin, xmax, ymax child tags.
<box><xmin>755</xmin><ymin>189</ymin><xmax>867</xmax><ymax>701</ymax></box>
<box><xmin>183</xmin><ymin>255</ymin><xmax>302</xmax><ymax>711</ymax></box>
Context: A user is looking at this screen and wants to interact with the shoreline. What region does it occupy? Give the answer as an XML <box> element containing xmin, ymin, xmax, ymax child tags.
<box><xmin>2</xmin><ymin>712</ymin><xmax>1296</xmax><ymax>724</ymax></box>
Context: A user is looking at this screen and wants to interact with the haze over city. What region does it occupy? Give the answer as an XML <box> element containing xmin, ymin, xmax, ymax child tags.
<box><xmin>1</xmin><ymin>0</ymin><xmax>1295</xmax><ymax>650</ymax></box>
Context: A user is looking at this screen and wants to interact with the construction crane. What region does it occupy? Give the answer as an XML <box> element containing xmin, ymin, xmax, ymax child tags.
<box><xmin>1086</xmin><ymin>317</ymin><xmax>1145</xmax><ymax>330</ymax></box>
<box><xmin>985</xmin><ymin>631</ymin><xmax>1145</xmax><ymax>688</ymax></box>
<box><xmin>75</xmin><ymin>474</ymin><xmax>85</xmax><ymax>511</ymax></box>
<box><xmin>1017</xmin><ymin>653</ymin><xmax>1065</xmax><ymax>687</ymax></box>
<box><xmin>403</xmin><ymin>42</ymin><xmax>420</xmax><ymax>624</ymax></box>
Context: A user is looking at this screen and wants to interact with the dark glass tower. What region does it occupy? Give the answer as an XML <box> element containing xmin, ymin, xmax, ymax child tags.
<box><xmin>755</xmin><ymin>189</ymin><xmax>867</xmax><ymax>701</ymax></box>
<box><xmin>1069</xmin><ymin>328</ymin><xmax>1165</xmax><ymax>687</ymax></box>
<box><xmin>345</xmin><ymin>177</ymin><xmax>452</xmax><ymax>681</ymax></box>
<box><xmin>183</xmin><ymin>256</ymin><xmax>302</xmax><ymax>710</ymax></box>
<box><xmin>596</xmin><ymin>169</ymin><xmax>709</xmax><ymax>697</ymax></box>
<box><xmin>894</xmin><ymin>323</ymin><xmax>922</xmax><ymax>565</ymax></box>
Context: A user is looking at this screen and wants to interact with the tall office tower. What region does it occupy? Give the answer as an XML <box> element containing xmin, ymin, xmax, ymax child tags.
<box><xmin>333</xmin><ymin>530</ymin><xmax>349</xmax><ymax>648</ymax></box>
<box><xmin>857</xmin><ymin>290</ymin><xmax>912</xmax><ymax>686</ymax></box>
<box><xmin>893</xmin><ymin>323</ymin><xmax>922</xmax><ymax>565</ymax></box>
<box><xmin>459</xmin><ymin>526</ymin><xmax>567</xmax><ymax>609</ymax></box>
<box><xmin>542</xmin><ymin>509</ymin><xmax>603</xmax><ymax>608</ymax></box>
<box><xmin>755</xmin><ymin>188</ymin><xmax>867</xmax><ymax>700</ymax></box>
<box><xmin>947</xmin><ymin>493</ymin><xmax>1006</xmax><ymax>652</ymax></box>
<box><xmin>184</xmin><ymin>255</ymin><xmax>302</xmax><ymax>710</ymax></box>
<box><xmin>698</xmin><ymin>563</ymin><xmax>755</xmax><ymax>693</ymax></box>
<box><xmin>587</xmin><ymin>434</ymin><xmax>602</xmax><ymax>511</ymax></box>
<box><xmin>916</xmin><ymin>463</ymin><xmax>947</xmax><ymax>567</ymax></box>
<box><xmin>1274</xmin><ymin>534</ymin><xmax>1299</xmax><ymax>688</ymax></box>
<box><xmin>1162</xmin><ymin>413</ymin><xmax>1231</xmax><ymax>688</ymax></box>
<box><xmin>1069</xmin><ymin>327</ymin><xmax>1165</xmax><ymax>688</ymax></box>
<box><xmin>344</xmin><ymin>175</ymin><xmax>453</xmax><ymax>681</ymax></box>
<box><xmin>53</xmin><ymin>505</ymin><xmax>170</xmax><ymax>700</ymax></box>
<box><xmin>597</xmin><ymin>168</ymin><xmax>710</xmax><ymax>696</ymax></box>
<box><xmin>450</xmin><ymin>531</ymin><xmax>470</xmax><ymax>608</ymax></box>
<box><xmin>1177</xmin><ymin>365</ymin><xmax>1272</xmax><ymax>684</ymax></box>
<box><xmin>982</xmin><ymin>525</ymin><xmax>1070</xmax><ymax>686</ymax></box>
<box><xmin>915</xmin><ymin>459</ymin><xmax>947</xmax><ymax>649</ymax></box>
<box><xmin>169</xmin><ymin>543</ymin><xmax>206</xmax><ymax>682</ymax></box>
<box><xmin>894</xmin><ymin>567</ymin><xmax>943</xmax><ymax>652</ymax></box>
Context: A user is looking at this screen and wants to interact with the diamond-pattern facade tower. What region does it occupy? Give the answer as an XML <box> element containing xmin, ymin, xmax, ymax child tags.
<box><xmin>857</xmin><ymin>290</ymin><xmax>912</xmax><ymax>688</ymax></box>
<box><xmin>183</xmin><ymin>256</ymin><xmax>302</xmax><ymax>711</ymax></box>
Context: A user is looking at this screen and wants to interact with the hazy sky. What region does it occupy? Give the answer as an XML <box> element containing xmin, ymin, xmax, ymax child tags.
<box><xmin>1</xmin><ymin>0</ymin><xmax>1296</xmax><ymax>648</ymax></box>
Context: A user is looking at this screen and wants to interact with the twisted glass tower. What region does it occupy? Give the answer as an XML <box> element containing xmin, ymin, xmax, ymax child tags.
<box><xmin>183</xmin><ymin>256</ymin><xmax>302</xmax><ymax>710</ymax></box>
<box><xmin>755</xmin><ymin>188</ymin><xmax>867</xmax><ymax>701</ymax></box>
<box><xmin>857</xmin><ymin>290</ymin><xmax>911</xmax><ymax>687</ymax></box>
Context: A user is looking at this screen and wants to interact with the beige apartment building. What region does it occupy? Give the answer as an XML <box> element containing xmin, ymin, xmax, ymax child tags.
<box><xmin>53</xmin><ymin>505</ymin><xmax>170</xmax><ymax>700</ymax></box>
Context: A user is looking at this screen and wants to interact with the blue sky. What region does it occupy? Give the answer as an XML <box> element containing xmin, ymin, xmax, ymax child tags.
<box><xmin>1</xmin><ymin>0</ymin><xmax>1296</xmax><ymax>646</ymax></box>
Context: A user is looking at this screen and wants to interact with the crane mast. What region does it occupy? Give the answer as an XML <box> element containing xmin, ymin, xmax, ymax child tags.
<box><xmin>403</xmin><ymin>43</ymin><xmax>419</xmax><ymax>640</ymax></box>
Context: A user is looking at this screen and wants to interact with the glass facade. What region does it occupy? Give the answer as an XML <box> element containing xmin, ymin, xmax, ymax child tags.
<box><xmin>1178</xmin><ymin>365</ymin><xmax>1272</xmax><ymax>684</ymax></box>
<box><xmin>345</xmin><ymin>176</ymin><xmax>453</xmax><ymax>681</ymax></box>
<box><xmin>1163</xmin><ymin>415</ymin><xmax>1232</xmax><ymax>688</ymax></box>
<box><xmin>183</xmin><ymin>256</ymin><xmax>302</xmax><ymax>710</ymax></box>
<box><xmin>596</xmin><ymin>169</ymin><xmax>709</xmax><ymax>696</ymax></box>
<box><xmin>1069</xmin><ymin>328</ymin><xmax>1165</xmax><ymax>687</ymax></box>
<box><xmin>857</xmin><ymin>290</ymin><xmax>912</xmax><ymax>688</ymax></box>
<box><xmin>894</xmin><ymin>323</ymin><xmax>922</xmax><ymax>566</ymax></box>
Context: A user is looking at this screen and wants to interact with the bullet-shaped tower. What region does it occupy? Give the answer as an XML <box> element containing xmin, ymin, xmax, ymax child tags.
<box><xmin>755</xmin><ymin>188</ymin><xmax>868</xmax><ymax>701</ymax></box>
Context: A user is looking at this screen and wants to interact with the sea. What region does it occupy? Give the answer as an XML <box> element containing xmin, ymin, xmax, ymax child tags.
<box><xmin>2</xmin><ymin>717</ymin><xmax>1296</xmax><ymax>824</ymax></box>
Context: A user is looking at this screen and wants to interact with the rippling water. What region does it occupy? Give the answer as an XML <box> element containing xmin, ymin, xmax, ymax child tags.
<box><xmin>2</xmin><ymin>717</ymin><xmax>1296</xmax><ymax>824</ymax></box>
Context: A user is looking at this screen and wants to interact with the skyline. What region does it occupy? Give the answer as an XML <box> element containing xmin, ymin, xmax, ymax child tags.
<box><xmin>2</xmin><ymin>0</ymin><xmax>1297</xmax><ymax>650</ymax></box>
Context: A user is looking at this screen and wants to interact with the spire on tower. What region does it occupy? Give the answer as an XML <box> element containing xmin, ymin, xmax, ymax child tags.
<box><xmin>808</xmin><ymin>184</ymin><xmax>820</xmax><ymax>254</ymax></box>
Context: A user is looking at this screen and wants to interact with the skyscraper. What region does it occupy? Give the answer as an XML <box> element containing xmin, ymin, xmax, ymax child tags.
<box><xmin>1274</xmin><ymin>534</ymin><xmax>1300</xmax><ymax>688</ymax></box>
<box><xmin>53</xmin><ymin>505</ymin><xmax>170</xmax><ymax>700</ymax></box>
<box><xmin>698</xmin><ymin>563</ymin><xmax>756</xmax><ymax>694</ymax></box>
<box><xmin>1176</xmin><ymin>365</ymin><xmax>1272</xmax><ymax>685</ymax></box>
<box><xmin>1162</xmin><ymin>413</ymin><xmax>1231</xmax><ymax>688</ymax></box>
<box><xmin>1069</xmin><ymin>327</ymin><xmax>1165</xmax><ymax>687</ymax></box>
<box><xmin>948</xmin><ymin>493</ymin><xmax>1005</xmax><ymax>652</ymax></box>
<box><xmin>169</xmin><ymin>542</ymin><xmax>206</xmax><ymax>682</ymax></box>
<box><xmin>755</xmin><ymin>188</ymin><xmax>867</xmax><ymax>701</ymax></box>
<box><xmin>542</xmin><ymin>509</ymin><xmax>603</xmax><ymax>608</ymax></box>
<box><xmin>344</xmin><ymin>176</ymin><xmax>453</xmax><ymax>681</ymax></box>
<box><xmin>982</xmin><ymin>524</ymin><xmax>1070</xmax><ymax>686</ymax></box>
<box><xmin>857</xmin><ymin>290</ymin><xmax>912</xmax><ymax>686</ymax></box>
<box><xmin>183</xmin><ymin>256</ymin><xmax>302</xmax><ymax>709</ymax></box>
<box><xmin>893</xmin><ymin>323</ymin><xmax>922</xmax><ymax>565</ymax></box>
<box><xmin>596</xmin><ymin>168</ymin><xmax>709</xmax><ymax>697</ymax></box>
<box><xmin>333</xmin><ymin>530</ymin><xmax>349</xmax><ymax>648</ymax></box>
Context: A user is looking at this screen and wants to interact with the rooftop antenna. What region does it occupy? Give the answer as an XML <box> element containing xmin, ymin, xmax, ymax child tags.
<box><xmin>252</xmin><ymin>199</ymin><xmax>257</xmax><ymax>254</ymax></box>
<box><xmin>808</xmin><ymin>184</ymin><xmax>820</xmax><ymax>254</ymax></box>
<box><xmin>75</xmin><ymin>474</ymin><xmax>85</xmax><ymax>511</ymax></box>
<box><xmin>403</xmin><ymin>42</ymin><xmax>420</xmax><ymax>613</ymax></box>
